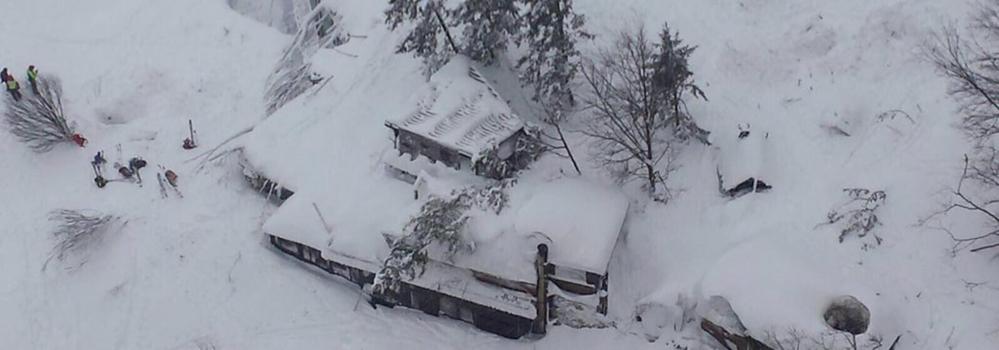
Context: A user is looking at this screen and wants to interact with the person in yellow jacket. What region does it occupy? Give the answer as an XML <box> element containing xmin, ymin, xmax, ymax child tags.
<box><xmin>26</xmin><ymin>65</ymin><xmax>38</xmax><ymax>95</ymax></box>
<box><xmin>4</xmin><ymin>74</ymin><xmax>21</xmax><ymax>102</ymax></box>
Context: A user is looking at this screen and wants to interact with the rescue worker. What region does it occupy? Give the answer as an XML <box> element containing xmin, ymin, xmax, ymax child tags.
<box><xmin>26</xmin><ymin>65</ymin><xmax>38</xmax><ymax>95</ymax></box>
<box><xmin>5</xmin><ymin>74</ymin><xmax>21</xmax><ymax>101</ymax></box>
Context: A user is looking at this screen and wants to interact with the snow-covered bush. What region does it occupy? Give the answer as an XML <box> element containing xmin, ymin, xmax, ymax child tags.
<box><xmin>825</xmin><ymin>188</ymin><xmax>886</xmax><ymax>248</ymax></box>
<box><xmin>476</xmin><ymin>132</ymin><xmax>544</xmax><ymax>179</ymax></box>
<box><xmin>43</xmin><ymin>209</ymin><xmax>124</xmax><ymax>271</ymax></box>
<box><xmin>373</xmin><ymin>180</ymin><xmax>515</xmax><ymax>295</ymax></box>
<box><xmin>3</xmin><ymin>75</ymin><xmax>76</xmax><ymax>152</ymax></box>
<box><xmin>264</xmin><ymin>5</ymin><xmax>347</xmax><ymax>115</ymax></box>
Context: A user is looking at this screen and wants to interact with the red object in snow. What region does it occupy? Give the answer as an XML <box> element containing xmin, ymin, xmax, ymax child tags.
<box><xmin>71</xmin><ymin>133</ymin><xmax>88</xmax><ymax>147</ymax></box>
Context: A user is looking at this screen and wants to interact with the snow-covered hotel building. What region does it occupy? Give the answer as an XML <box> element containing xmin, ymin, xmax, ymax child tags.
<box><xmin>241</xmin><ymin>57</ymin><xmax>629</xmax><ymax>338</ymax></box>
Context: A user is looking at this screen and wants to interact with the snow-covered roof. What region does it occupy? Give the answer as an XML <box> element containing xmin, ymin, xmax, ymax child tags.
<box><xmin>455</xmin><ymin>178</ymin><xmax>629</xmax><ymax>282</ymax></box>
<box><xmin>515</xmin><ymin>179</ymin><xmax>629</xmax><ymax>274</ymax></box>
<box><xmin>385</xmin><ymin>56</ymin><xmax>525</xmax><ymax>159</ymax></box>
<box><xmin>263</xmin><ymin>175</ymin><xmax>629</xmax><ymax>286</ymax></box>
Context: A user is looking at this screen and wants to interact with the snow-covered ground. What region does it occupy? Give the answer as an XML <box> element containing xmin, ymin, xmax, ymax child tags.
<box><xmin>0</xmin><ymin>0</ymin><xmax>996</xmax><ymax>349</ymax></box>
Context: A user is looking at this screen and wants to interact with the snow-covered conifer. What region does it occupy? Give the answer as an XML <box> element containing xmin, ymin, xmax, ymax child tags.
<box><xmin>373</xmin><ymin>180</ymin><xmax>514</xmax><ymax>294</ymax></box>
<box><xmin>517</xmin><ymin>0</ymin><xmax>589</xmax><ymax>111</ymax></box>
<box><xmin>652</xmin><ymin>22</ymin><xmax>710</xmax><ymax>145</ymax></box>
<box><xmin>3</xmin><ymin>75</ymin><xmax>75</xmax><ymax>152</ymax></box>
<box><xmin>385</xmin><ymin>0</ymin><xmax>457</xmax><ymax>73</ymax></box>
<box><xmin>374</xmin><ymin>193</ymin><xmax>472</xmax><ymax>294</ymax></box>
<box><xmin>450</xmin><ymin>0</ymin><xmax>520</xmax><ymax>65</ymax></box>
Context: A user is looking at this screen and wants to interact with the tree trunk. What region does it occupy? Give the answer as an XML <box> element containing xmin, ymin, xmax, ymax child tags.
<box><xmin>555</xmin><ymin>123</ymin><xmax>582</xmax><ymax>175</ymax></box>
<box><xmin>646</xmin><ymin>162</ymin><xmax>657</xmax><ymax>195</ymax></box>
<box><xmin>433</xmin><ymin>7</ymin><xmax>459</xmax><ymax>54</ymax></box>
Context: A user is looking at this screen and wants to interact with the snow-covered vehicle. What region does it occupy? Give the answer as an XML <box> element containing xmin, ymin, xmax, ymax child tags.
<box><xmin>717</xmin><ymin>125</ymin><xmax>772</xmax><ymax>197</ymax></box>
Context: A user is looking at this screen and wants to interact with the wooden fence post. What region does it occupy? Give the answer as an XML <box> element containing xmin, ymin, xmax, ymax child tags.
<box><xmin>533</xmin><ymin>244</ymin><xmax>549</xmax><ymax>335</ymax></box>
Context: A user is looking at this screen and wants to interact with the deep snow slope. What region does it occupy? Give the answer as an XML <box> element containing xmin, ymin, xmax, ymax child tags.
<box><xmin>0</xmin><ymin>0</ymin><xmax>995</xmax><ymax>349</ymax></box>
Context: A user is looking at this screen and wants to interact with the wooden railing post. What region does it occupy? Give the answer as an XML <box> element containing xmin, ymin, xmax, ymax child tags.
<box><xmin>533</xmin><ymin>244</ymin><xmax>549</xmax><ymax>335</ymax></box>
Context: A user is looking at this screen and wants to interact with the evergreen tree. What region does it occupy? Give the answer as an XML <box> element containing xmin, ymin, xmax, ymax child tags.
<box><xmin>385</xmin><ymin>0</ymin><xmax>458</xmax><ymax>72</ymax></box>
<box><xmin>652</xmin><ymin>21</ymin><xmax>710</xmax><ymax>145</ymax></box>
<box><xmin>450</xmin><ymin>0</ymin><xmax>520</xmax><ymax>65</ymax></box>
<box><xmin>517</xmin><ymin>0</ymin><xmax>590</xmax><ymax>111</ymax></box>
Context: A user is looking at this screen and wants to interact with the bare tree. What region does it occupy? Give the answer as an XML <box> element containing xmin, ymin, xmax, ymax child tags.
<box><xmin>43</xmin><ymin>209</ymin><xmax>124</xmax><ymax>271</ymax></box>
<box><xmin>534</xmin><ymin>104</ymin><xmax>583</xmax><ymax>175</ymax></box>
<box><xmin>923</xmin><ymin>156</ymin><xmax>999</xmax><ymax>253</ymax></box>
<box><xmin>579</xmin><ymin>26</ymin><xmax>678</xmax><ymax>200</ymax></box>
<box><xmin>3</xmin><ymin>74</ymin><xmax>75</xmax><ymax>152</ymax></box>
<box><xmin>928</xmin><ymin>1</ymin><xmax>999</xmax><ymax>253</ymax></box>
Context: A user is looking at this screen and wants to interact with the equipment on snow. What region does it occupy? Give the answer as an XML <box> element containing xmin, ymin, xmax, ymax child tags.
<box><xmin>128</xmin><ymin>157</ymin><xmax>147</xmax><ymax>184</ymax></box>
<box><xmin>118</xmin><ymin>165</ymin><xmax>133</xmax><ymax>179</ymax></box>
<box><xmin>71</xmin><ymin>133</ymin><xmax>88</xmax><ymax>147</ymax></box>
<box><xmin>94</xmin><ymin>175</ymin><xmax>108</xmax><ymax>188</ymax></box>
<box><xmin>129</xmin><ymin>157</ymin><xmax>147</xmax><ymax>170</ymax></box>
<box><xmin>157</xmin><ymin>166</ymin><xmax>183</xmax><ymax>198</ymax></box>
<box><xmin>92</xmin><ymin>151</ymin><xmax>106</xmax><ymax>167</ymax></box>
<box><xmin>182</xmin><ymin>119</ymin><xmax>197</xmax><ymax>149</ymax></box>
<box><xmin>91</xmin><ymin>159</ymin><xmax>107</xmax><ymax>188</ymax></box>
<box><xmin>164</xmin><ymin>170</ymin><xmax>178</xmax><ymax>187</ymax></box>
<box><xmin>157</xmin><ymin>173</ymin><xmax>169</xmax><ymax>198</ymax></box>
<box><xmin>308</xmin><ymin>72</ymin><xmax>324</xmax><ymax>84</ymax></box>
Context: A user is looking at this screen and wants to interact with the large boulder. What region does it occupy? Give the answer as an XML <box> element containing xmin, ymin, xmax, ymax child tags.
<box><xmin>823</xmin><ymin>295</ymin><xmax>870</xmax><ymax>335</ymax></box>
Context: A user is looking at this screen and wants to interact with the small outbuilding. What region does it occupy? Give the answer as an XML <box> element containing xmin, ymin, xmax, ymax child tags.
<box><xmin>385</xmin><ymin>57</ymin><xmax>533</xmax><ymax>179</ymax></box>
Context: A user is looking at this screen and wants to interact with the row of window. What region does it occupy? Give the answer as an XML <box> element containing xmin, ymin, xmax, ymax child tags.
<box><xmin>269</xmin><ymin>234</ymin><xmax>534</xmax><ymax>338</ymax></box>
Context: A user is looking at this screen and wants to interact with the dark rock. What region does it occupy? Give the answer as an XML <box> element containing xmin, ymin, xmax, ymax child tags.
<box><xmin>823</xmin><ymin>295</ymin><xmax>870</xmax><ymax>335</ymax></box>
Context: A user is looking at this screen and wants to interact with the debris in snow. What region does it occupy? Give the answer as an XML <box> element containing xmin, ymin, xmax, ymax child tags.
<box><xmin>824</xmin><ymin>188</ymin><xmax>886</xmax><ymax>247</ymax></box>
<box><xmin>182</xmin><ymin>119</ymin><xmax>198</xmax><ymax>150</ymax></box>
<box><xmin>700</xmin><ymin>318</ymin><xmax>772</xmax><ymax>350</ymax></box>
<box><xmin>264</xmin><ymin>5</ymin><xmax>347</xmax><ymax>115</ymax></box>
<box><xmin>157</xmin><ymin>173</ymin><xmax>169</xmax><ymax>199</ymax></box>
<box><xmin>43</xmin><ymin>209</ymin><xmax>125</xmax><ymax>272</ymax></box>
<box><xmin>91</xmin><ymin>151</ymin><xmax>108</xmax><ymax>188</ymax></box>
<box><xmin>700</xmin><ymin>296</ymin><xmax>748</xmax><ymax>336</ymax></box>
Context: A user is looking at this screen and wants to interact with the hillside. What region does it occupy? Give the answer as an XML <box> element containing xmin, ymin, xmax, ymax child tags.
<box><xmin>0</xmin><ymin>0</ymin><xmax>995</xmax><ymax>349</ymax></box>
